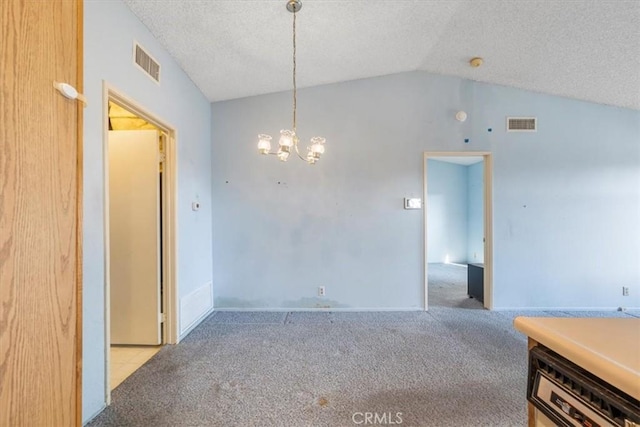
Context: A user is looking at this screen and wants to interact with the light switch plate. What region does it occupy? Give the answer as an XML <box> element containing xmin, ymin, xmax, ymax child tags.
<box><xmin>404</xmin><ymin>198</ymin><xmax>422</xmax><ymax>209</ymax></box>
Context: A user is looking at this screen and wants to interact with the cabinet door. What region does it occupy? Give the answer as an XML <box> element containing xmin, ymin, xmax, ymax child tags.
<box><xmin>0</xmin><ymin>1</ymin><xmax>83</xmax><ymax>425</ymax></box>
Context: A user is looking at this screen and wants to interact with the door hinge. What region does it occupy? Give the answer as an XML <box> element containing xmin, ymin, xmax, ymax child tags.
<box><xmin>159</xmin><ymin>152</ymin><xmax>166</xmax><ymax>172</ymax></box>
<box><xmin>159</xmin><ymin>133</ymin><xmax>166</xmax><ymax>152</ymax></box>
<box><xmin>160</xmin><ymin>312</ymin><xmax>166</xmax><ymax>323</ymax></box>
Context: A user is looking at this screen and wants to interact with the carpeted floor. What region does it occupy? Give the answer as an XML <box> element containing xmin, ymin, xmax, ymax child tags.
<box><xmin>88</xmin><ymin>264</ymin><xmax>639</xmax><ymax>427</ymax></box>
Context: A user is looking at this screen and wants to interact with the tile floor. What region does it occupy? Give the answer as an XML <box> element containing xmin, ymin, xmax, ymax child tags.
<box><xmin>110</xmin><ymin>345</ymin><xmax>161</xmax><ymax>390</ymax></box>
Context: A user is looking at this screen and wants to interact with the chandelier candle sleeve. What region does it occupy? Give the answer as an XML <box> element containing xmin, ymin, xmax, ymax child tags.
<box><xmin>277</xmin><ymin>129</ymin><xmax>295</xmax><ymax>161</ymax></box>
<box><xmin>258</xmin><ymin>134</ymin><xmax>272</xmax><ymax>154</ymax></box>
<box><xmin>279</xmin><ymin>129</ymin><xmax>295</xmax><ymax>147</ymax></box>
<box><xmin>256</xmin><ymin>0</ymin><xmax>326</xmax><ymax>165</ymax></box>
<box><xmin>310</xmin><ymin>137</ymin><xmax>325</xmax><ymax>155</ymax></box>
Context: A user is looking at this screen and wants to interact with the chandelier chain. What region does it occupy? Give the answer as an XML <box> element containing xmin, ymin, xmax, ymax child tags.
<box><xmin>292</xmin><ymin>7</ymin><xmax>297</xmax><ymax>131</ymax></box>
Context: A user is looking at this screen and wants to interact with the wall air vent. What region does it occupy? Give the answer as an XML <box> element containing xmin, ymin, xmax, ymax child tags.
<box><xmin>507</xmin><ymin>117</ymin><xmax>537</xmax><ymax>132</ymax></box>
<box><xmin>133</xmin><ymin>42</ymin><xmax>160</xmax><ymax>83</ymax></box>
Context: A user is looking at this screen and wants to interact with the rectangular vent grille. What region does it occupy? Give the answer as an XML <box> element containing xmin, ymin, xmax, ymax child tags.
<box><xmin>134</xmin><ymin>43</ymin><xmax>160</xmax><ymax>83</ymax></box>
<box><xmin>507</xmin><ymin>117</ymin><xmax>537</xmax><ymax>132</ymax></box>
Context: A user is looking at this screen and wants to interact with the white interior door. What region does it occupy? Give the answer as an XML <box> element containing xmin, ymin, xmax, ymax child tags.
<box><xmin>109</xmin><ymin>130</ymin><xmax>161</xmax><ymax>345</ymax></box>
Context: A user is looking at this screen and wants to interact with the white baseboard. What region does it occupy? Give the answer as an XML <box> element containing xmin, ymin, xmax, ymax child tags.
<box><xmin>179</xmin><ymin>281</ymin><xmax>213</xmax><ymax>338</ymax></box>
<box><xmin>83</xmin><ymin>404</ymin><xmax>107</xmax><ymax>426</ymax></box>
<box><xmin>213</xmin><ymin>307</ymin><xmax>423</xmax><ymax>312</ymax></box>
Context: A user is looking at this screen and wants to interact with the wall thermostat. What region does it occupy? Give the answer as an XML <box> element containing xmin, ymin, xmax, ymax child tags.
<box><xmin>404</xmin><ymin>198</ymin><xmax>422</xmax><ymax>209</ymax></box>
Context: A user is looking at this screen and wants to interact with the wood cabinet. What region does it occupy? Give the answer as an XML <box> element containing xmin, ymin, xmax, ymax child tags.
<box><xmin>0</xmin><ymin>1</ymin><xmax>83</xmax><ymax>425</ymax></box>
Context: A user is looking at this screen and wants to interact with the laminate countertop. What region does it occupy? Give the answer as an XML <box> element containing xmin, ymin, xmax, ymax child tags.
<box><xmin>513</xmin><ymin>317</ymin><xmax>640</xmax><ymax>400</ymax></box>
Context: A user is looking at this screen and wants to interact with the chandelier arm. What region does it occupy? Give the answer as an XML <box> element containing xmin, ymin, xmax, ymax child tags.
<box><xmin>293</xmin><ymin>137</ymin><xmax>307</xmax><ymax>161</ymax></box>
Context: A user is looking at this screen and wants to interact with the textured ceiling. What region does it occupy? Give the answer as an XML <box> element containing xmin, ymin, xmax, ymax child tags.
<box><xmin>123</xmin><ymin>0</ymin><xmax>640</xmax><ymax>110</ymax></box>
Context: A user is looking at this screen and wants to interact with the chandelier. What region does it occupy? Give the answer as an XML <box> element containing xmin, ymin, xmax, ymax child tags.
<box><xmin>257</xmin><ymin>0</ymin><xmax>326</xmax><ymax>165</ymax></box>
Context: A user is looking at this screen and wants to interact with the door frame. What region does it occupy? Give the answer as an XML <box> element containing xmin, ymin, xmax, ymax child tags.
<box><xmin>423</xmin><ymin>151</ymin><xmax>494</xmax><ymax>310</ymax></box>
<box><xmin>102</xmin><ymin>83</ymin><xmax>178</xmax><ymax>404</ymax></box>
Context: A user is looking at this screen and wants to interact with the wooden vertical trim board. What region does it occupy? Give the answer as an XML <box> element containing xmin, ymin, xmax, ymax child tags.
<box><xmin>527</xmin><ymin>338</ymin><xmax>538</xmax><ymax>427</ymax></box>
<box><xmin>0</xmin><ymin>1</ymin><xmax>81</xmax><ymax>425</ymax></box>
<box><xmin>528</xmin><ymin>402</ymin><xmax>536</xmax><ymax>427</ymax></box>
<box><xmin>483</xmin><ymin>154</ymin><xmax>494</xmax><ymax>310</ymax></box>
<box><xmin>163</xmin><ymin>131</ymin><xmax>179</xmax><ymax>344</ymax></box>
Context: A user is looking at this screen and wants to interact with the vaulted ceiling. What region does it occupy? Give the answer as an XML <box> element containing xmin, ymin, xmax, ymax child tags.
<box><xmin>123</xmin><ymin>0</ymin><xmax>640</xmax><ymax>110</ymax></box>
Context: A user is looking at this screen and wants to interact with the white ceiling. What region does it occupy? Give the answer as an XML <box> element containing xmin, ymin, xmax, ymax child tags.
<box><xmin>123</xmin><ymin>0</ymin><xmax>640</xmax><ymax>110</ymax></box>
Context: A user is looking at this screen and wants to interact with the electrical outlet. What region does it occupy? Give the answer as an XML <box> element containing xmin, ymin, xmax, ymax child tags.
<box><xmin>622</xmin><ymin>287</ymin><xmax>629</xmax><ymax>296</ymax></box>
<box><xmin>318</xmin><ymin>286</ymin><xmax>325</xmax><ymax>297</ymax></box>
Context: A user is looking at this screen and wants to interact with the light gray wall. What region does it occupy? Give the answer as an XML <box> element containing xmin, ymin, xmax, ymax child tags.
<box><xmin>211</xmin><ymin>71</ymin><xmax>640</xmax><ymax>312</ymax></box>
<box><xmin>426</xmin><ymin>160</ymin><xmax>469</xmax><ymax>263</ymax></box>
<box><xmin>467</xmin><ymin>161</ymin><xmax>484</xmax><ymax>263</ymax></box>
<box><xmin>83</xmin><ymin>0</ymin><xmax>213</xmax><ymax>422</ymax></box>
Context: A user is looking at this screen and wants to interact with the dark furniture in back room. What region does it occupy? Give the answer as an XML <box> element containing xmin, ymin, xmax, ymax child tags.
<box><xmin>468</xmin><ymin>263</ymin><xmax>484</xmax><ymax>303</ymax></box>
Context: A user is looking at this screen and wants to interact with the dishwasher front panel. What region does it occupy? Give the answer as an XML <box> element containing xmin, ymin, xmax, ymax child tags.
<box><xmin>532</xmin><ymin>370</ymin><xmax>614</xmax><ymax>426</ymax></box>
<box><xmin>527</xmin><ymin>346</ymin><xmax>640</xmax><ymax>427</ymax></box>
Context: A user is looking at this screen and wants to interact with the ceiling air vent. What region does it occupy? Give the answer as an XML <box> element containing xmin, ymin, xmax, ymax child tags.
<box><xmin>507</xmin><ymin>117</ymin><xmax>537</xmax><ymax>132</ymax></box>
<box><xmin>133</xmin><ymin>42</ymin><xmax>160</xmax><ymax>83</ymax></box>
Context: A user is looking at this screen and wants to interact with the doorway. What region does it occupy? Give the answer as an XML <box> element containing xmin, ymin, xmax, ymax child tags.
<box><xmin>103</xmin><ymin>85</ymin><xmax>178</xmax><ymax>400</ymax></box>
<box><xmin>423</xmin><ymin>152</ymin><xmax>493</xmax><ymax>310</ymax></box>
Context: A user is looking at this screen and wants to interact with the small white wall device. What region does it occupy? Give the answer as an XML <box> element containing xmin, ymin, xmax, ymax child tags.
<box><xmin>455</xmin><ymin>111</ymin><xmax>467</xmax><ymax>122</ymax></box>
<box><xmin>404</xmin><ymin>198</ymin><xmax>422</xmax><ymax>209</ymax></box>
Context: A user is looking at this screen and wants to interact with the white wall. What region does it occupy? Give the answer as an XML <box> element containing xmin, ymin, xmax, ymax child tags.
<box><xmin>83</xmin><ymin>0</ymin><xmax>213</xmax><ymax>422</ymax></box>
<box><xmin>483</xmin><ymin>89</ymin><xmax>640</xmax><ymax>309</ymax></box>
<box><xmin>211</xmin><ymin>71</ymin><xmax>640</xmax><ymax>312</ymax></box>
